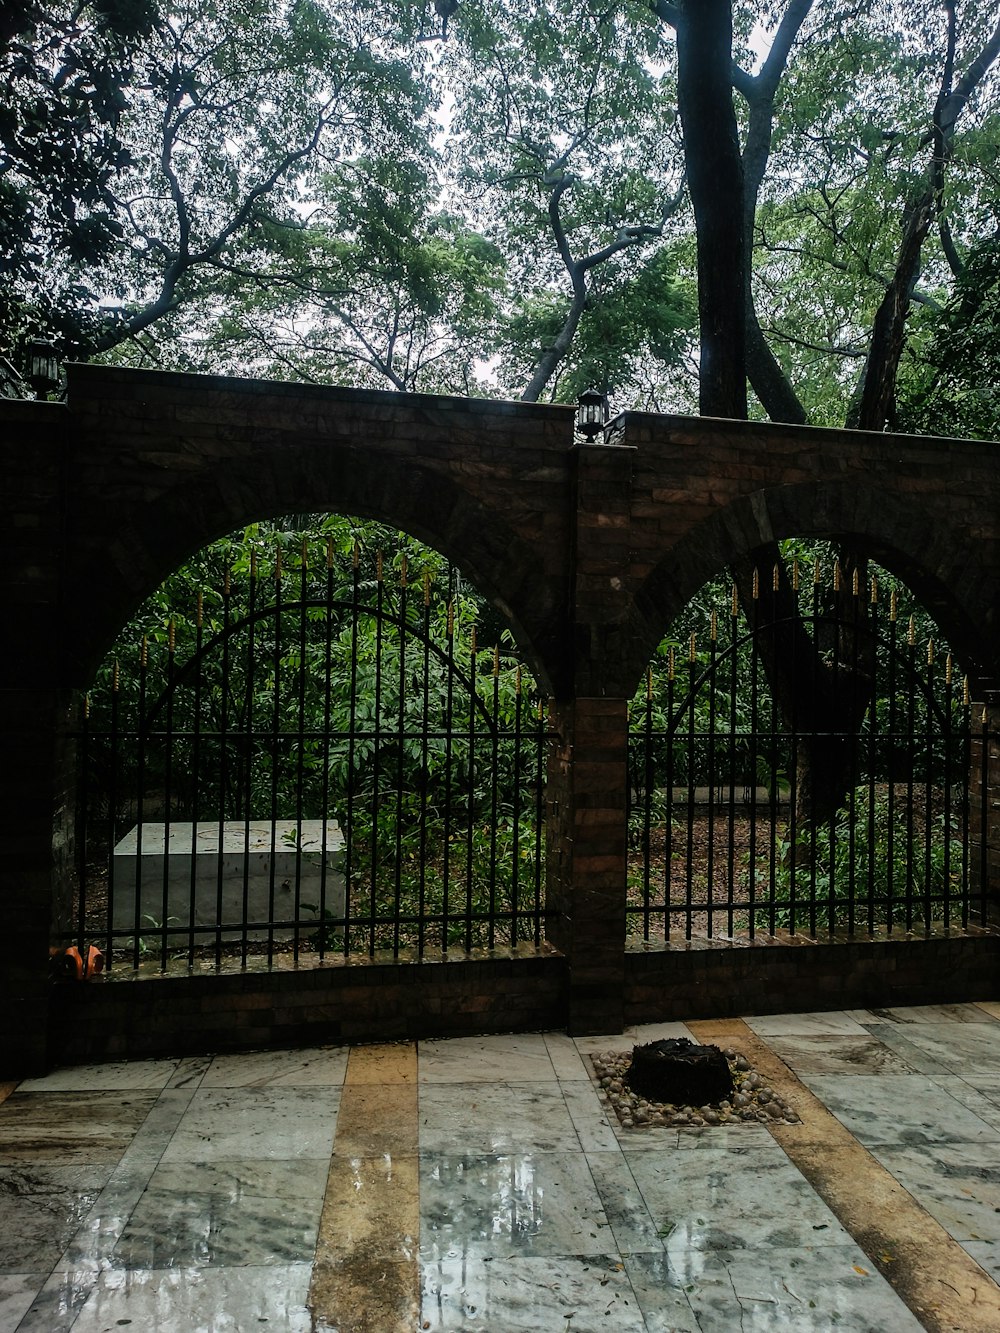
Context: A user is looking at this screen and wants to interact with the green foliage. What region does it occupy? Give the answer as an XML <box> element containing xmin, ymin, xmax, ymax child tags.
<box><xmin>897</xmin><ymin>231</ymin><xmax>1000</xmax><ymax>439</ymax></box>
<box><xmin>86</xmin><ymin>513</ymin><xmax>547</xmax><ymax>954</ymax></box>
<box><xmin>754</xmin><ymin>786</ymin><xmax>959</xmax><ymax>934</ymax></box>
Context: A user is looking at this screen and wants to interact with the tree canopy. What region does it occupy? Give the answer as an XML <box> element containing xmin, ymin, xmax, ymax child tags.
<box><xmin>2</xmin><ymin>0</ymin><xmax>999</xmax><ymax>434</ymax></box>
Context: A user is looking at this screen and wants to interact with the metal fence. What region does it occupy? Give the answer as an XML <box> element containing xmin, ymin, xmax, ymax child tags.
<box><xmin>627</xmin><ymin>560</ymin><xmax>990</xmax><ymax>943</ymax></box>
<box><xmin>72</xmin><ymin>531</ymin><xmax>549</xmax><ymax>971</ymax></box>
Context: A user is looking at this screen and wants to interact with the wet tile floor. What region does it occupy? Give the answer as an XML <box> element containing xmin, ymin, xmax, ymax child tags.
<box><xmin>3</xmin><ymin>1005</ymin><xmax>1000</xmax><ymax>1330</ymax></box>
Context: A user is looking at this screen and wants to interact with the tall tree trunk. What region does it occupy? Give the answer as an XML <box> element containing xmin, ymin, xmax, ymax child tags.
<box><xmin>675</xmin><ymin>0</ymin><xmax>747</xmax><ymax>418</ymax></box>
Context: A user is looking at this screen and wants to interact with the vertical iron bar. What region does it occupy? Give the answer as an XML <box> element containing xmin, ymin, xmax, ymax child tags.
<box><xmin>217</xmin><ymin>567</ymin><xmax>233</xmax><ymax>969</ymax></box>
<box><xmin>685</xmin><ymin>635</ymin><xmax>697</xmax><ymax>940</ymax></box>
<box><xmin>266</xmin><ymin>555</ymin><xmax>281</xmax><ymax>968</ymax></box>
<box><xmin>904</xmin><ymin>615</ymin><xmax>917</xmax><ymax>932</ymax></box>
<box><xmin>106</xmin><ymin>659</ymin><xmax>120</xmax><ymax>970</ymax></box>
<box><xmin>77</xmin><ymin>693</ymin><xmax>90</xmax><ymax>954</ymax></box>
<box><xmin>160</xmin><ymin>618</ymin><xmax>176</xmax><ymax>970</ymax></box>
<box><xmin>293</xmin><ymin>537</ymin><xmax>309</xmax><ymax>961</ymax></box>
<box><xmin>807</xmin><ymin>558</ymin><xmax>821</xmax><ymax>938</ymax></box>
<box><xmin>318</xmin><ymin>538</ymin><xmax>335</xmax><ymax>962</ymax></box>
<box><xmin>664</xmin><ymin>653</ymin><xmax>675</xmax><ymax>941</ymax></box>
<box><xmin>832</xmin><ymin>559</ymin><xmax>848</xmax><ymax>938</ymax></box>
<box><xmin>766</xmin><ymin>573</ymin><xmax>779</xmax><ymax>939</ymax></box>
<box><xmin>133</xmin><ymin>637</ymin><xmax>148</xmax><ymax>971</ymax></box>
<box><xmin>642</xmin><ymin>666</ymin><xmax>654</xmax><ymax>941</ymax></box>
<box><xmin>533</xmin><ymin>697</ymin><xmax>545</xmax><ymax>946</ymax></box>
<box><xmin>942</xmin><ymin>654</ymin><xmax>953</xmax><ymax>932</ymax></box>
<box><xmin>706</xmin><ymin>613</ymin><xmax>718</xmax><ymax>937</ymax></box>
<box><xmin>239</xmin><ymin>559</ymin><xmax>256</xmax><ymax>967</ymax></box>
<box><xmin>189</xmin><ymin>591</ymin><xmax>204</xmax><ymax>967</ymax></box>
<box><xmin>748</xmin><ymin>573</ymin><xmax>760</xmax><ymax>940</ymax></box>
<box><xmin>960</xmin><ymin>677</ymin><xmax>971</xmax><ymax>928</ymax></box>
<box><xmin>441</xmin><ymin>595</ymin><xmax>456</xmax><ymax>952</ymax></box>
<box><xmin>922</xmin><ymin>639</ymin><xmax>935</xmax><ymax>936</ymax></box>
<box><xmin>787</xmin><ymin>565</ymin><xmax>800</xmax><ymax>937</ymax></box>
<box><xmin>885</xmin><ymin>592</ymin><xmax>899</xmax><ymax>933</ymax></box>
<box><xmin>370</xmin><ymin>551</ymin><xmax>385</xmax><ymax>956</ymax></box>
<box><xmin>344</xmin><ymin>543</ymin><xmax>360</xmax><ymax>956</ymax></box>
<box><xmin>511</xmin><ymin>665</ymin><xmax>523</xmax><ymax>947</ymax></box>
<box><xmin>845</xmin><ymin>570</ymin><xmax>860</xmax><ymax>937</ymax></box>
<box><xmin>978</xmin><ymin>703</ymin><xmax>989</xmax><ymax>926</ymax></box>
<box><xmin>418</xmin><ymin>571</ymin><xmax>431</xmax><ymax>957</ymax></box>
<box><xmin>727</xmin><ymin>586</ymin><xmax>739</xmax><ymax>937</ymax></box>
<box><xmin>488</xmin><ymin>646</ymin><xmax>501</xmax><ymax>949</ymax></box>
<box><xmin>866</xmin><ymin>578</ymin><xmax>879</xmax><ymax>937</ymax></box>
<box><xmin>393</xmin><ymin>555</ymin><xmax>408</xmax><ymax>959</ymax></box>
<box><xmin>464</xmin><ymin>626</ymin><xmax>478</xmax><ymax>952</ymax></box>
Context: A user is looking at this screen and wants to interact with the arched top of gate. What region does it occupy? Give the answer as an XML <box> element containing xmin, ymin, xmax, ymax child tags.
<box><xmin>61</xmin><ymin>365</ymin><xmax>576</xmax><ymax>691</ymax></box>
<box><xmin>627</xmin><ymin>476</ymin><xmax>1000</xmax><ymax>696</ymax></box>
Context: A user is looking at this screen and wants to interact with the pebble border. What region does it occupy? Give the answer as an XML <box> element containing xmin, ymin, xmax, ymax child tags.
<box><xmin>589</xmin><ymin>1047</ymin><xmax>801</xmax><ymax>1128</ymax></box>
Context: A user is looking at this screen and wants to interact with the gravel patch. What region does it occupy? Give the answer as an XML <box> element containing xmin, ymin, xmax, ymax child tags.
<box><xmin>589</xmin><ymin>1046</ymin><xmax>801</xmax><ymax>1129</ymax></box>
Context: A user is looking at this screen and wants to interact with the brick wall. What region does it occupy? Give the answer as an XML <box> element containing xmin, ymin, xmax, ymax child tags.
<box><xmin>624</xmin><ymin>930</ymin><xmax>1000</xmax><ymax>1023</ymax></box>
<box><xmin>49</xmin><ymin>951</ymin><xmax>568</xmax><ymax>1064</ymax></box>
<box><xmin>1</xmin><ymin>368</ymin><xmax>998</xmax><ymax>1073</ymax></box>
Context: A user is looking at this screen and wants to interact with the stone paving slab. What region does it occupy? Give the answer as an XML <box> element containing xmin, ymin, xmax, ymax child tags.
<box><xmin>2</xmin><ymin>1010</ymin><xmax>1000</xmax><ymax>1330</ymax></box>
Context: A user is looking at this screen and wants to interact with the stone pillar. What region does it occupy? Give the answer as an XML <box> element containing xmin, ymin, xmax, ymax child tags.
<box><xmin>545</xmin><ymin>438</ymin><xmax>636</xmax><ymax>1034</ymax></box>
<box><xmin>970</xmin><ymin>694</ymin><xmax>1000</xmax><ymax>923</ymax></box>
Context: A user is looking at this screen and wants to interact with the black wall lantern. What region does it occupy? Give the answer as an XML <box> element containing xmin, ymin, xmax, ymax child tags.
<box><xmin>576</xmin><ymin>387</ymin><xmax>607</xmax><ymax>442</ymax></box>
<box><xmin>27</xmin><ymin>340</ymin><xmax>60</xmax><ymax>398</ymax></box>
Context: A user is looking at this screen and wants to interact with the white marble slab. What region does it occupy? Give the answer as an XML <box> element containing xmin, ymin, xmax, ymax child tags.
<box><xmin>421</xmin><ymin>1253</ymin><xmax>648</xmax><ymax>1331</ymax></box>
<box><xmin>746</xmin><ymin>1011</ymin><xmax>869</xmax><ymax>1037</ymax></box>
<box><xmin>200</xmin><ymin>1045</ymin><xmax>348</xmax><ymax>1088</ymax></box>
<box><xmin>159</xmin><ymin>1087</ymin><xmax>338</xmax><ymax>1164</ymax></box>
<box><xmin>17</xmin><ymin>1059</ymin><xmax>181</xmax><ymax>1093</ymax></box>
<box><xmin>871</xmin><ymin>1143</ymin><xmax>1000</xmax><ymax>1242</ymax></box>
<box><xmin>625</xmin><ymin>1145</ymin><xmax>853</xmax><ymax>1251</ymax></box>
<box><xmin>418</xmin><ymin>1034</ymin><xmax>557</xmax><ymax>1083</ymax></box>
<box><xmin>0</xmin><ymin>1274</ymin><xmax>46</xmax><ymax>1331</ymax></box>
<box><xmin>807</xmin><ymin>1074</ymin><xmax>1000</xmax><ymax>1146</ymax></box>
<box><xmin>418</xmin><ymin>1083</ymin><xmax>581</xmax><ymax>1154</ymax></box>
<box><xmin>68</xmin><ymin>1262</ymin><xmax>314</xmax><ymax>1332</ymax></box>
<box><xmin>420</xmin><ymin>1151</ymin><xmax>615</xmax><ymax>1261</ymax></box>
<box><xmin>629</xmin><ymin>1244</ymin><xmax>924</xmax><ymax>1332</ymax></box>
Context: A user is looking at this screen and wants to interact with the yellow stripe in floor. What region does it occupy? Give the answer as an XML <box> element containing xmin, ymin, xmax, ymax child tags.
<box><xmin>690</xmin><ymin>1018</ymin><xmax>1000</xmax><ymax>1333</ymax></box>
<box><xmin>309</xmin><ymin>1042</ymin><xmax>420</xmax><ymax>1333</ymax></box>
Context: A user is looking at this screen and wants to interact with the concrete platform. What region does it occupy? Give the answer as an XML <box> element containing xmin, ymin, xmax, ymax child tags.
<box><xmin>4</xmin><ymin>1003</ymin><xmax>1000</xmax><ymax>1330</ymax></box>
<box><xmin>112</xmin><ymin>819</ymin><xmax>344</xmax><ymax>940</ymax></box>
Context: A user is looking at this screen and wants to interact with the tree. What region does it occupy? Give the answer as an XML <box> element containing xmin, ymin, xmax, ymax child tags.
<box><xmin>0</xmin><ymin>0</ymin><xmax>159</xmax><ymax>350</ymax></box>
<box><xmin>438</xmin><ymin>0</ymin><xmax>694</xmax><ymax>403</ymax></box>
<box><xmin>648</xmin><ymin>0</ymin><xmax>1000</xmax><ymax>822</ymax></box>
<box><xmin>1</xmin><ymin>0</ymin><xmax>428</xmax><ymax>366</ymax></box>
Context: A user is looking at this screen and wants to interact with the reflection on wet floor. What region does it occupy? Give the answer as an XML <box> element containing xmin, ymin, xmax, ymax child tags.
<box><xmin>2</xmin><ymin>1007</ymin><xmax>1000</xmax><ymax>1330</ymax></box>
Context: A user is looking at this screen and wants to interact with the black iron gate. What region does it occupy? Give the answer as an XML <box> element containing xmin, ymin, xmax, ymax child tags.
<box><xmin>73</xmin><ymin>526</ymin><xmax>549</xmax><ymax>971</ymax></box>
<box><xmin>627</xmin><ymin>558</ymin><xmax>990</xmax><ymax>943</ymax></box>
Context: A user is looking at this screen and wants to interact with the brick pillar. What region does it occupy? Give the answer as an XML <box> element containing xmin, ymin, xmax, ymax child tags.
<box><xmin>0</xmin><ymin>691</ymin><xmax>77</xmax><ymax>1075</ymax></box>
<box><xmin>0</xmin><ymin>403</ymin><xmax>68</xmax><ymax>1076</ymax></box>
<box><xmin>970</xmin><ymin>694</ymin><xmax>1000</xmax><ymax>923</ymax></box>
<box><xmin>545</xmin><ymin>438</ymin><xmax>635</xmax><ymax>1035</ymax></box>
<box><xmin>546</xmin><ymin>696</ymin><xmax>629</xmax><ymax>1033</ymax></box>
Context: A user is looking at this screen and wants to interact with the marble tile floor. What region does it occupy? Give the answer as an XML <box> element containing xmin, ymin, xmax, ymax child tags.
<box><xmin>3</xmin><ymin>1007</ymin><xmax>1000</xmax><ymax>1331</ymax></box>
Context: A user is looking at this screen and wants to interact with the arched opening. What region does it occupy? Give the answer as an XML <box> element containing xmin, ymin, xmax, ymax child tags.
<box><xmin>627</xmin><ymin>542</ymin><xmax>989</xmax><ymax>946</ymax></box>
<box><xmin>67</xmin><ymin>514</ymin><xmax>551</xmax><ymax>973</ymax></box>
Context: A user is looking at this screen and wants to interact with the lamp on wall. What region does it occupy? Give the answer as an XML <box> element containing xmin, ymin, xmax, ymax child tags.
<box><xmin>576</xmin><ymin>387</ymin><xmax>607</xmax><ymax>442</ymax></box>
<box><xmin>26</xmin><ymin>340</ymin><xmax>60</xmax><ymax>399</ymax></box>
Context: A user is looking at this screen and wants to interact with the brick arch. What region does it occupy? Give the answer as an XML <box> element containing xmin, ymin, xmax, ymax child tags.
<box><xmin>63</xmin><ymin>434</ymin><xmax>565</xmax><ymax>694</ymax></box>
<box><xmin>625</xmin><ymin>478</ymin><xmax>999</xmax><ymax>697</ymax></box>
